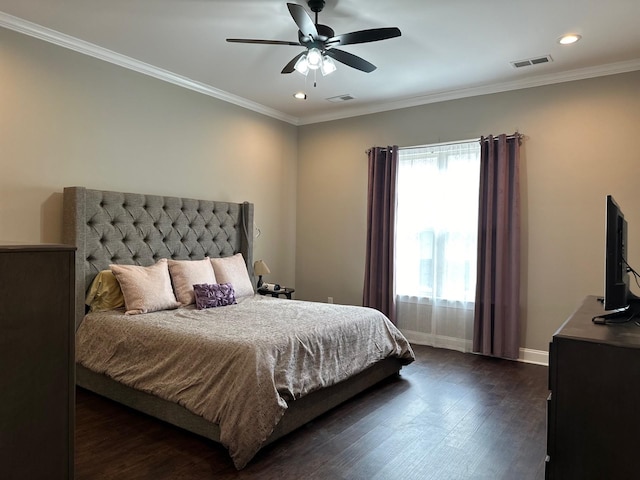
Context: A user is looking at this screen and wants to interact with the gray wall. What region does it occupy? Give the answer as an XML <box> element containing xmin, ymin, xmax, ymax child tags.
<box><xmin>3</xmin><ymin>25</ymin><xmax>640</xmax><ymax>355</ymax></box>
<box><xmin>295</xmin><ymin>70</ymin><xmax>640</xmax><ymax>353</ymax></box>
<box><xmin>0</xmin><ymin>27</ymin><xmax>298</xmax><ymax>287</ymax></box>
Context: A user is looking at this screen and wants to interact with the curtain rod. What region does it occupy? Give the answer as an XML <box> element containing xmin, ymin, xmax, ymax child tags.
<box><xmin>367</xmin><ymin>133</ymin><xmax>523</xmax><ymax>154</ymax></box>
<box><xmin>481</xmin><ymin>132</ymin><xmax>523</xmax><ymax>142</ymax></box>
<box><xmin>366</xmin><ymin>139</ymin><xmax>476</xmax><ymax>154</ymax></box>
<box><xmin>401</xmin><ymin>138</ymin><xmax>480</xmax><ymax>150</ymax></box>
<box><xmin>483</xmin><ymin>132</ymin><xmax>524</xmax><ymax>146</ymax></box>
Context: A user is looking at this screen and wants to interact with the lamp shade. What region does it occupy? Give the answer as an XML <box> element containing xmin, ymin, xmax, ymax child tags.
<box><xmin>321</xmin><ymin>55</ymin><xmax>337</xmax><ymax>76</ymax></box>
<box><xmin>306</xmin><ymin>48</ymin><xmax>322</xmax><ymax>70</ymax></box>
<box><xmin>253</xmin><ymin>260</ymin><xmax>271</xmax><ymax>276</ymax></box>
<box><xmin>294</xmin><ymin>49</ymin><xmax>337</xmax><ymax>77</ymax></box>
<box><xmin>294</xmin><ymin>54</ymin><xmax>310</xmax><ymax>75</ymax></box>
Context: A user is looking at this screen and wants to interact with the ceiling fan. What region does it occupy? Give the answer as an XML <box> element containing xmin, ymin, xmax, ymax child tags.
<box><xmin>226</xmin><ymin>1</ymin><xmax>401</xmax><ymax>76</ymax></box>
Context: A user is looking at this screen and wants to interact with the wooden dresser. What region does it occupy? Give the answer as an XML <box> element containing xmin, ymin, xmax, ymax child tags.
<box><xmin>0</xmin><ymin>244</ymin><xmax>75</xmax><ymax>479</ymax></box>
<box><xmin>546</xmin><ymin>295</ymin><xmax>640</xmax><ymax>479</ymax></box>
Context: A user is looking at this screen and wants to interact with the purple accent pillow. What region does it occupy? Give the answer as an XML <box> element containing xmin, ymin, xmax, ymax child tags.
<box><xmin>193</xmin><ymin>283</ymin><xmax>237</xmax><ymax>309</ymax></box>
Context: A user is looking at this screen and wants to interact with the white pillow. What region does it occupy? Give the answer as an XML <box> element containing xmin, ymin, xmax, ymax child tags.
<box><xmin>110</xmin><ymin>258</ymin><xmax>181</xmax><ymax>315</ymax></box>
<box><xmin>210</xmin><ymin>253</ymin><xmax>255</xmax><ymax>298</ymax></box>
<box><xmin>168</xmin><ymin>258</ymin><xmax>217</xmax><ymax>305</ymax></box>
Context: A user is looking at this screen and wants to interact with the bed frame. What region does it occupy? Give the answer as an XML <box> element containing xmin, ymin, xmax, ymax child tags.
<box><xmin>62</xmin><ymin>186</ymin><xmax>403</xmax><ymax>455</ymax></box>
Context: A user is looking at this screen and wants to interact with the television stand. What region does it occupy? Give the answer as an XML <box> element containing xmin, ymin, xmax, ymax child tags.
<box><xmin>546</xmin><ymin>296</ymin><xmax>640</xmax><ymax>479</ymax></box>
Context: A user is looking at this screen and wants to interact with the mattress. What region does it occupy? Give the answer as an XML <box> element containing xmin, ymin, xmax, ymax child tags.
<box><xmin>76</xmin><ymin>294</ymin><xmax>414</xmax><ymax>468</ymax></box>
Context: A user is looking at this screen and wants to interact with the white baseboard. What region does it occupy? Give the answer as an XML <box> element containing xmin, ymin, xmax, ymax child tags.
<box><xmin>402</xmin><ymin>329</ymin><xmax>549</xmax><ymax>366</ymax></box>
<box><xmin>517</xmin><ymin>347</ymin><xmax>549</xmax><ymax>366</ymax></box>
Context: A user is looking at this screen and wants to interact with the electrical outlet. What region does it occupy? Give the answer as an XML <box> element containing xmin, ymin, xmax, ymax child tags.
<box><xmin>327</xmin><ymin>296</ymin><xmax>334</xmax><ymax>304</ymax></box>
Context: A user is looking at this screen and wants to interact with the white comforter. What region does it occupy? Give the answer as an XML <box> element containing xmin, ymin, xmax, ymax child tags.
<box><xmin>76</xmin><ymin>295</ymin><xmax>414</xmax><ymax>469</ymax></box>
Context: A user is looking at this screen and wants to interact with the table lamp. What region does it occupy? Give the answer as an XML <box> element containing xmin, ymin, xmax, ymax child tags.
<box><xmin>253</xmin><ymin>260</ymin><xmax>271</xmax><ymax>288</ymax></box>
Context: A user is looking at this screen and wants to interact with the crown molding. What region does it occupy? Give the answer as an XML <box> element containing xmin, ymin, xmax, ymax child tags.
<box><xmin>0</xmin><ymin>12</ymin><xmax>300</xmax><ymax>125</ymax></box>
<box><xmin>298</xmin><ymin>58</ymin><xmax>640</xmax><ymax>125</ymax></box>
<box><xmin>3</xmin><ymin>12</ymin><xmax>639</xmax><ymax>127</ymax></box>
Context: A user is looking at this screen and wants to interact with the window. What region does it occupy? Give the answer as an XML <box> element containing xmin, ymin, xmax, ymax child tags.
<box><xmin>396</xmin><ymin>140</ymin><xmax>480</xmax><ymax>303</ymax></box>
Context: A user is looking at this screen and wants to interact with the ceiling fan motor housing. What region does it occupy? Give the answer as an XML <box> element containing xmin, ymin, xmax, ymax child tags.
<box><xmin>299</xmin><ymin>24</ymin><xmax>334</xmax><ymax>46</ymax></box>
<box><xmin>307</xmin><ymin>0</ymin><xmax>326</xmax><ymax>13</ymax></box>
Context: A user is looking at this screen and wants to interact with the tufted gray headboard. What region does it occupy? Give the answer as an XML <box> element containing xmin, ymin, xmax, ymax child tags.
<box><xmin>62</xmin><ymin>187</ymin><xmax>254</xmax><ymax>328</ymax></box>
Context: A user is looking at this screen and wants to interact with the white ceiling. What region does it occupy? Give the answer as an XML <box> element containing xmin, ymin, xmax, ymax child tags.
<box><xmin>2</xmin><ymin>0</ymin><xmax>639</xmax><ymax>125</ymax></box>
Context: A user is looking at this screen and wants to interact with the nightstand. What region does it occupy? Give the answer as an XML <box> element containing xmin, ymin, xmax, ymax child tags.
<box><xmin>257</xmin><ymin>287</ymin><xmax>295</xmax><ymax>299</ymax></box>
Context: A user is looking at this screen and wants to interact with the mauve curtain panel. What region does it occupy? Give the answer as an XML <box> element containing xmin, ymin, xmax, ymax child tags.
<box><xmin>363</xmin><ymin>146</ymin><xmax>399</xmax><ymax>324</ymax></box>
<box><xmin>473</xmin><ymin>134</ymin><xmax>521</xmax><ymax>359</ymax></box>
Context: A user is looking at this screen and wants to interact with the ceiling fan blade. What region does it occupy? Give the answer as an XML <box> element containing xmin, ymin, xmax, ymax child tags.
<box><xmin>326</xmin><ymin>27</ymin><xmax>401</xmax><ymax>47</ymax></box>
<box><xmin>325</xmin><ymin>49</ymin><xmax>377</xmax><ymax>73</ymax></box>
<box><xmin>226</xmin><ymin>38</ymin><xmax>300</xmax><ymax>46</ymax></box>
<box><xmin>281</xmin><ymin>52</ymin><xmax>306</xmax><ymax>74</ymax></box>
<box><xmin>287</xmin><ymin>3</ymin><xmax>318</xmax><ymax>39</ymax></box>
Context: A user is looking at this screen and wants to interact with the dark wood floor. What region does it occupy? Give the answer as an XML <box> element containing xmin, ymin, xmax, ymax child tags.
<box><xmin>75</xmin><ymin>345</ymin><xmax>549</xmax><ymax>480</ymax></box>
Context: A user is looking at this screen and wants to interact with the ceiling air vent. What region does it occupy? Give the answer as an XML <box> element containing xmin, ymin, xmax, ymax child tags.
<box><xmin>511</xmin><ymin>55</ymin><xmax>553</xmax><ymax>68</ymax></box>
<box><xmin>326</xmin><ymin>94</ymin><xmax>355</xmax><ymax>103</ymax></box>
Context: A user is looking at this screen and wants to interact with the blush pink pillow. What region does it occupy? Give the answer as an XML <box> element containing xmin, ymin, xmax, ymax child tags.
<box><xmin>209</xmin><ymin>253</ymin><xmax>254</xmax><ymax>298</ymax></box>
<box><xmin>110</xmin><ymin>259</ymin><xmax>180</xmax><ymax>315</ymax></box>
<box><xmin>168</xmin><ymin>258</ymin><xmax>217</xmax><ymax>305</ymax></box>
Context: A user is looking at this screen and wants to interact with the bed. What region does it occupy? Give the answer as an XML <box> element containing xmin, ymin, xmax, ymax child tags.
<box><xmin>62</xmin><ymin>186</ymin><xmax>414</xmax><ymax>469</ymax></box>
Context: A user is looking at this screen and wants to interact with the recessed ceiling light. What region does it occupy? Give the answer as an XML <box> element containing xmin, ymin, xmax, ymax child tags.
<box><xmin>558</xmin><ymin>34</ymin><xmax>582</xmax><ymax>45</ymax></box>
<box><xmin>293</xmin><ymin>92</ymin><xmax>307</xmax><ymax>100</ymax></box>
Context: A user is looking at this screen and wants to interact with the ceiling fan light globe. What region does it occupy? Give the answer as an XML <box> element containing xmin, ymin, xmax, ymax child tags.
<box><xmin>306</xmin><ymin>48</ymin><xmax>323</xmax><ymax>69</ymax></box>
<box><xmin>294</xmin><ymin>54</ymin><xmax>310</xmax><ymax>75</ymax></box>
<box><xmin>321</xmin><ymin>55</ymin><xmax>337</xmax><ymax>76</ymax></box>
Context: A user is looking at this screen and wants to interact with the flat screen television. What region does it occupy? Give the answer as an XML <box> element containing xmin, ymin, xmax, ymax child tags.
<box><xmin>594</xmin><ymin>195</ymin><xmax>640</xmax><ymax>323</ymax></box>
